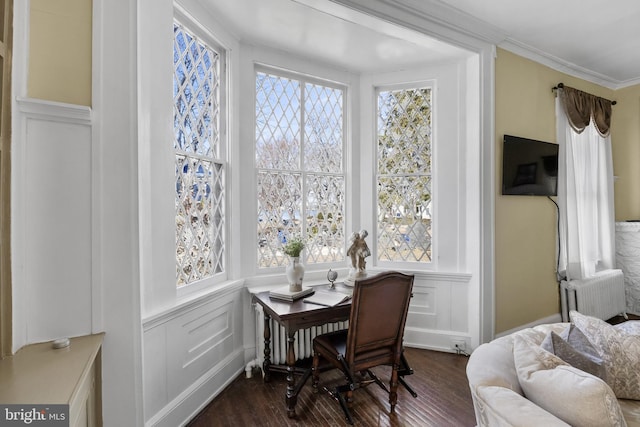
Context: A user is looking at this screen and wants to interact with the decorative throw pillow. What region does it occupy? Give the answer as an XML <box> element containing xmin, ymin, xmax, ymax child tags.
<box><xmin>570</xmin><ymin>310</ymin><xmax>640</xmax><ymax>400</ymax></box>
<box><xmin>540</xmin><ymin>325</ymin><xmax>607</xmax><ymax>380</ymax></box>
<box><xmin>614</xmin><ymin>320</ymin><xmax>640</xmax><ymax>336</ymax></box>
<box><xmin>513</xmin><ymin>334</ymin><xmax>626</xmax><ymax>427</ymax></box>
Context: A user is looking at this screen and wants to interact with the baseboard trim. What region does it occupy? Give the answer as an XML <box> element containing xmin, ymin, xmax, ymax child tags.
<box><xmin>145</xmin><ymin>349</ymin><xmax>245</xmax><ymax>427</ymax></box>
<box><xmin>494</xmin><ymin>313</ymin><xmax>563</xmax><ymax>339</ymax></box>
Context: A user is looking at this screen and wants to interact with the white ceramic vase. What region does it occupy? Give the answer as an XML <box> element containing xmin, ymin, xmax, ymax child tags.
<box><xmin>286</xmin><ymin>257</ymin><xmax>305</xmax><ymax>292</ymax></box>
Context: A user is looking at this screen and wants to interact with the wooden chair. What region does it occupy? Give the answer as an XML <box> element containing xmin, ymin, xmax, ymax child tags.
<box><xmin>311</xmin><ymin>271</ymin><xmax>415</xmax><ymax>424</ymax></box>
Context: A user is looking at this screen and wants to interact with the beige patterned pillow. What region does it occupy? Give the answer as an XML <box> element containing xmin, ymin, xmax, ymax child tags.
<box><xmin>513</xmin><ymin>334</ymin><xmax>626</xmax><ymax>427</ymax></box>
<box><xmin>614</xmin><ymin>320</ymin><xmax>640</xmax><ymax>336</ymax></box>
<box><xmin>570</xmin><ymin>310</ymin><xmax>640</xmax><ymax>400</ymax></box>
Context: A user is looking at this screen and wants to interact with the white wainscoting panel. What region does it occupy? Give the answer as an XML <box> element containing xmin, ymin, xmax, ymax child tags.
<box><xmin>143</xmin><ymin>281</ymin><xmax>245</xmax><ymax>427</ymax></box>
<box><xmin>14</xmin><ymin>98</ymin><xmax>94</xmax><ymax>347</ymax></box>
<box><xmin>403</xmin><ymin>272</ymin><xmax>473</xmax><ymax>352</ymax></box>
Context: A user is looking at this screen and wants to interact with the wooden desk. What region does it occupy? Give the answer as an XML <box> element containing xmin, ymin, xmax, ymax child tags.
<box><xmin>252</xmin><ymin>284</ymin><xmax>352</xmax><ymax>418</ymax></box>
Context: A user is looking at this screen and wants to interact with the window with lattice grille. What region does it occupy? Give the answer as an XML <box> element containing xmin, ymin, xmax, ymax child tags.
<box><xmin>256</xmin><ymin>69</ymin><xmax>345</xmax><ymax>268</ymax></box>
<box><xmin>376</xmin><ymin>86</ymin><xmax>432</xmax><ymax>263</ymax></box>
<box><xmin>174</xmin><ymin>22</ymin><xmax>225</xmax><ymax>286</ymax></box>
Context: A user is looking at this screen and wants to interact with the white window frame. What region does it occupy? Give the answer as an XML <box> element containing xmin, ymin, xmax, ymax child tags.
<box><xmin>370</xmin><ymin>79</ymin><xmax>438</xmax><ymax>272</ymax></box>
<box><xmin>174</xmin><ymin>12</ymin><xmax>229</xmax><ymax>293</ymax></box>
<box><xmin>254</xmin><ymin>64</ymin><xmax>348</xmax><ymax>272</ymax></box>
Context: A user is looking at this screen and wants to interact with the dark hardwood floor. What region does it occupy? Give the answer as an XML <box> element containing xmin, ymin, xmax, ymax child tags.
<box><xmin>187</xmin><ymin>347</ymin><xmax>476</xmax><ymax>426</ymax></box>
<box><xmin>188</xmin><ymin>314</ymin><xmax>640</xmax><ymax>426</ymax></box>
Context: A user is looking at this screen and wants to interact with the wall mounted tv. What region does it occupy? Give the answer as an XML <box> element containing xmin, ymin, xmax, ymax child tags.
<box><xmin>502</xmin><ymin>135</ymin><xmax>559</xmax><ymax>196</ymax></box>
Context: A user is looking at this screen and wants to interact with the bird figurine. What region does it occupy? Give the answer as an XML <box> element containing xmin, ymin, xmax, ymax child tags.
<box><xmin>327</xmin><ymin>268</ymin><xmax>338</xmax><ymax>288</ymax></box>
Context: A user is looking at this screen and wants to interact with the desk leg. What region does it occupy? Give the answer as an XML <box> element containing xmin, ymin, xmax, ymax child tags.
<box><xmin>262</xmin><ymin>313</ymin><xmax>271</xmax><ymax>383</ymax></box>
<box><xmin>286</xmin><ymin>332</ymin><xmax>297</xmax><ymax>418</ymax></box>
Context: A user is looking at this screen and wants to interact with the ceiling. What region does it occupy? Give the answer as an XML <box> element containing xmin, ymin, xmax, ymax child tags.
<box><xmin>439</xmin><ymin>0</ymin><xmax>640</xmax><ymax>88</ymax></box>
<box><xmin>202</xmin><ymin>0</ymin><xmax>640</xmax><ymax>89</ymax></box>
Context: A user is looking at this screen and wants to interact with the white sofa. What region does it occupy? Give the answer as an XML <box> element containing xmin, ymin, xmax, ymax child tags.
<box><xmin>466</xmin><ymin>320</ymin><xmax>640</xmax><ymax>427</ymax></box>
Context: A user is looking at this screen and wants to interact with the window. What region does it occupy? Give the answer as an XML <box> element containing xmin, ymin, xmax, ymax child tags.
<box><xmin>255</xmin><ymin>69</ymin><xmax>346</xmax><ymax>268</ymax></box>
<box><xmin>376</xmin><ymin>86</ymin><xmax>432</xmax><ymax>263</ymax></box>
<box><xmin>173</xmin><ymin>22</ymin><xmax>225</xmax><ymax>286</ymax></box>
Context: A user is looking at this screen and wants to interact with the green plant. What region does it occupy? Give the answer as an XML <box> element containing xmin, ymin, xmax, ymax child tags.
<box><xmin>283</xmin><ymin>237</ymin><xmax>305</xmax><ymax>257</ymax></box>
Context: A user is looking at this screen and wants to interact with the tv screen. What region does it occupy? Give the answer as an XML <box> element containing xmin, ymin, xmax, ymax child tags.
<box><xmin>502</xmin><ymin>135</ymin><xmax>558</xmax><ymax>196</ymax></box>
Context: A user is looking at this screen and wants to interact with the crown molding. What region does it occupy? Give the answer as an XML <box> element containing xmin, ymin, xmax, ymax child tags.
<box><xmin>296</xmin><ymin>0</ymin><xmax>502</xmax><ymax>52</ymax></box>
<box><xmin>308</xmin><ymin>0</ymin><xmax>640</xmax><ymax>90</ymax></box>
<box><xmin>383</xmin><ymin>0</ymin><xmax>505</xmax><ymax>44</ymax></box>
<box><xmin>499</xmin><ymin>39</ymin><xmax>628</xmax><ymax>91</ymax></box>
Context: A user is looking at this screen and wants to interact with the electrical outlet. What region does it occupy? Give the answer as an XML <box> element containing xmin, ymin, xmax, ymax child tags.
<box><xmin>451</xmin><ymin>339</ymin><xmax>466</xmax><ymax>351</ymax></box>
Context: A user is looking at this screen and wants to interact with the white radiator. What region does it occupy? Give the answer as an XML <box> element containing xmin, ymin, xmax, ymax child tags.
<box><xmin>560</xmin><ymin>269</ymin><xmax>626</xmax><ymax>321</ymax></box>
<box><xmin>252</xmin><ymin>304</ymin><xmax>348</xmax><ymax>368</ymax></box>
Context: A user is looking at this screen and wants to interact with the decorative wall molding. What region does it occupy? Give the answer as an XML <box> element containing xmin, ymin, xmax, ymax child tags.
<box><xmin>143</xmin><ymin>279</ymin><xmax>245</xmax><ymax>330</ymax></box>
<box><xmin>494</xmin><ymin>313</ymin><xmax>563</xmax><ymax>339</ymax></box>
<box><xmin>498</xmin><ymin>40</ymin><xmax>627</xmax><ymax>90</ymax></box>
<box><xmin>16</xmin><ymin>97</ymin><xmax>92</xmax><ymax>125</ymax></box>
<box><xmin>143</xmin><ymin>285</ymin><xmax>244</xmax><ymax>426</ymax></box>
<box><xmin>413</xmin><ymin>270</ymin><xmax>472</xmax><ymax>283</ymax></box>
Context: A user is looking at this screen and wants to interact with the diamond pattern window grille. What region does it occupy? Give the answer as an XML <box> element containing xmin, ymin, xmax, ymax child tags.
<box><xmin>377</xmin><ymin>87</ymin><xmax>432</xmax><ymax>263</ymax></box>
<box><xmin>174</xmin><ymin>23</ymin><xmax>224</xmax><ymax>286</ymax></box>
<box><xmin>256</xmin><ymin>70</ymin><xmax>345</xmax><ymax>268</ymax></box>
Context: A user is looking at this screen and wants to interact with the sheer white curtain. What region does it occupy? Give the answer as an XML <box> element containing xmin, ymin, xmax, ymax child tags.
<box><xmin>556</xmin><ymin>96</ymin><xmax>615</xmax><ymax>280</ymax></box>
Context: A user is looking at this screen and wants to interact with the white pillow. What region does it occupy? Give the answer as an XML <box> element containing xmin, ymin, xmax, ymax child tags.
<box><xmin>570</xmin><ymin>310</ymin><xmax>640</xmax><ymax>400</ymax></box>
<box><xmin>513</xmin><ymin>334</ymin><xmax>626</xmax><ymax>427</ymax></box>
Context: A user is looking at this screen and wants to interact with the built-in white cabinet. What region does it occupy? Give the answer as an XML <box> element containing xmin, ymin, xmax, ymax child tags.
<box><xmin>0</xmin><ymin>334</ymin><xmax>103</xmax><ymax>427</ymax></box>
<box><xmin>615</xmin><ymin>221</ymin><xmax>640</xmax><ymax>315</ymax></box>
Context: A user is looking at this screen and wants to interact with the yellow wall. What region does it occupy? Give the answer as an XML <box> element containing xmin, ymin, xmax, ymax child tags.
<box><xmin>495</xmin><ymin>49</ymin><xmax>616</xmax><ymax>333</ymax></box>
<box><xmin>28</xmin><ymin>0</ymin><xmax>92</xmax><ymax>106</ymax></box>
<box><xmin>611</xmin><ymin>84</ymin><xmax>640</xmax><ymax>220</ymax></box>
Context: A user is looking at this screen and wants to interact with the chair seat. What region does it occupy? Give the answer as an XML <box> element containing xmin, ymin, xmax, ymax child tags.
<box><xmin>314</xmin><ymin>330</ymin><xmax>395</xmax><ymax>367</ymax></box>
<box><xmin>313</xmin><ymin>330</ymin><xmax>348</xmax><ymax>359</ymax></box>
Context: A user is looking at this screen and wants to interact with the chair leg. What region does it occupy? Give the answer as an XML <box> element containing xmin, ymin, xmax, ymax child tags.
<box><xmin>335</xmin><ymin>388</ymin><xmax>354</xmax><ymax>425</ymax></box>
<box><xmin>312</xmin><ymin>353</ymin><xmax>320</xmax><ymax>393</ymax></box>
<box><xmin>365</xmin><ymin>369</ymin><xmax>389</xmax><ymax>393</ymax></box>
<box><xmin>398</xmin><ymin>352</ymin><xmax>418</xmax><ymax>398</ymax></box>
<box><xmin>389</xmin><ymin>366</ymin><xmax>399</xmax><ymax>413</ymax></box>
<box><xmin>399</xmin><ymin>376</ymin><xmax>417</xmax><ymax>398</ymax></box>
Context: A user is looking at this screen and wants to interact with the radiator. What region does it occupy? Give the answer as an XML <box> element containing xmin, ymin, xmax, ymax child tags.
<box><xmin>560</xmin><ymin>269</ymin><xmax>626</xmax><ymax>321</ymax></box>
<box><xmin>251</xmin><ymin>303</ymin><xmax>348</xmax><ymax>368</ymax></box>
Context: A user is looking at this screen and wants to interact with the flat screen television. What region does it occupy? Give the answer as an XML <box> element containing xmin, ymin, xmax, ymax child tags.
<box><xmin>502</xmin><ymin>135</ymin><xmax>558</xmax><ymax>196</ymax></box>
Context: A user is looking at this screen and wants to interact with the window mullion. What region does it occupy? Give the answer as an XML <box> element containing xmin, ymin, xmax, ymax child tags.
<box><xmin>300</xmin><ymin>83</ymin><xmax>306</xmax><ymax>240</ymax></box>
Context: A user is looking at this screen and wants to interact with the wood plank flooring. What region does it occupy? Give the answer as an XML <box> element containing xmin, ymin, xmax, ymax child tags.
<box><xmin>187</xmin><ymin>347</ymin><xmax>476</xmax><ymax>426</ymax></box>
<box><xmin>188</xmin><ymin>315</ymin><xmax>640</xmax><ymax>426</ymax></box>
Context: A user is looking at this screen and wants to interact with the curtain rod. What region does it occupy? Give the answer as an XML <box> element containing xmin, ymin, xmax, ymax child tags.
<box><xmin>552</xmin><ymin>83</ymin><xmax>617</xmax><ymax>105</ymax></box>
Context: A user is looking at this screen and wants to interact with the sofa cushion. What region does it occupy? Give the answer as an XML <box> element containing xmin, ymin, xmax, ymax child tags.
<box><xmin>618</xmin><ymin>399</ymin><xmax>640</xmax><ymax>427</ymax></box>
<box><xmin>465</xmin><ymin>327</ymin><xmax>553</xmax><ymax>397</ymax></box>
<box><xmin>540</xmin><ymin>325</ymin><xmax>606</xmax><ymax>380</ymax></box>
<box><xmin>513</xmin><ymin>334</ymin><xmax>627</xmax><ymax>427</ymax></box>
<box><xmin>570</xmin><ymin>311</ymin><xmax>640</xmax><ymax>400</ymax></box>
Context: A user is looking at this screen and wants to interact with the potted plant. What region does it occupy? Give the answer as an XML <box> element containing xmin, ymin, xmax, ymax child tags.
<box><xmin>283</xmin><ymin>237</ymin><xmax>306</xmax><ymax>291</ymax></box>
<box><xmin>283</xmin><ymin>237</ymin><xmax>305</xmax><ymax>258</ymax></box>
